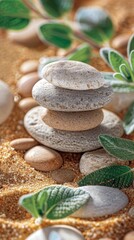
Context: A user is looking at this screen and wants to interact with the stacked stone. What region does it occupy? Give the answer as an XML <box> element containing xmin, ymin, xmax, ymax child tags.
<box><xmin>24</xmin><ymin>60</ymin><xmax>123</xmax><ymax>153</ymax></box>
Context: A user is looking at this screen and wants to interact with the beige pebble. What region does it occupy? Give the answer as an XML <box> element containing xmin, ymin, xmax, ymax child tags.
<box><xmin>20</xmin><ymin>60</ymin><xmax>38</xmax><ymax>74</ymax></box>
<box><xmin>24</xmin><ymin>145</ymin><xmax>63</xmax><ymax>172</ymax></box>
<box><xmin>79</xmin><ymin>149</ymin><xmax>129</xmax><ymax>175</ymax></box>
<box><xmin>99</xmin><ymin>238</ymin><xmax>113</xmax><ymax>240</ymax></box>
<box><xmin>7</xmin><ymin>19</ymin><xmax>45</xmax><ymax>48</ymax></box>
<box><xmin>128</xmin><ymin>207</ymin><xmax>134</xmax><ymax>218</ymax></box>
<box><xmin>10</xmin><ymin>138</ymin><xmax>38</xmax><ymax>150</ymax></box>
<box><xmin>41</xmin><ymin>108</ymin><xmax>103</xmax><ymax>131</ymax></box>
<box><xmin>18</xmin><ymin>97</ymin><xmax>38</xmax><ymax>112</ymax></box>
<box><xmin>124</xmin><ymin>231</ymin><xmax>134</xmax><ymax>240</ymax></box>
<box><xmin>51</xmin><ymin>168</ymin><xmax>75</xmax><ymax>183</ymax></box>
<box><xmin>17</xmin><ymin>73</ymin><xmax>40</xmax><ymax>97</ymax></box>
<box><xmin>112</xmin><ymin>34</ymin><xmax>130</xmax><ymax>49</ymax></box>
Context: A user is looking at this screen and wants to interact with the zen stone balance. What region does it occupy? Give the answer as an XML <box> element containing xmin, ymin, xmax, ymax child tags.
<box><xmin>24</xmin><ymin>60</ymin><xmax>124</xmax><ymax>152</ymax></box>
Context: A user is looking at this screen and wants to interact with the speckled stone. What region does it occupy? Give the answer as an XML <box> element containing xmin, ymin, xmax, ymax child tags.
<box><xmin>0</xmin><ymin>80</ymin><xmax>14</xmax><ymax>124</ymax></box>
<box><xmin>42</xmin><ymin>60</ymin><xmax>105</xmax><ymax>90</ymax></box>
<box><xmin>32</xmin><ymin>79</ymin><xmax>113</xmax><ymax>112</ymax></box>
<box><xmin>72</xmin><ymin>186</ymin><xmax>128</xmax><ymax>218</ymax></box>
<box><xmin>24</xmin><ymin>145</ymin><xmax>63</xmax><ymax>172</ymax></box>
<box><xmin>79</xmin><ymin>149</ymin><xmax>129</xmax><ymax>175</ymax></box>
<box><xmin>26</xmin><ymin>225</ymin><xmax>85</xmax><ymax>240</ymax></box>
<box><xmin>41</xmin><ymin>108</ymin><xmax>104</xmax><ymax>131</ymax></box>
<box><xmin>24</xmin><ymin>107</ymin><xmax>123</xmax><ymax>153</ymax></box>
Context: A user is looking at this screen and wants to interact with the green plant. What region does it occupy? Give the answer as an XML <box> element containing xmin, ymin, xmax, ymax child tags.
<box><xmin>0</xmin><ymin>0</ymin><xmax>114</xmax><ymax>54</ymax></box>
<box><xmin>19</xmin><ymin>185</ymin><xmax>90</xmax><ymax>220</ymax></box>
<box><xmin>100</xmin><ymin>34</ymin><xmax>134</xmax><ymax>92</ymax></box>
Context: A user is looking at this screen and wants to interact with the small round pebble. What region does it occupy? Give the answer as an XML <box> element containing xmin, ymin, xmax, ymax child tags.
<box><xmin>72</xmin><ymin>186</ymin><xmax>128</xmax><ymax>218</ymax></box>
<box><xmin>24</xmin><ymin>107</ymin><xmax>123</xmax><ymax>152</ymax></box>
<box><xmin>128</xmin><ymin>207</ymin><xmax>134</xmax><ymax>218</ymax></box>
<box><xmin>41</xmin><ymin>108</ymin><xmax>103</xmax><ymax>131</ymax></box>
<box><xmin>43</xmin><ymin>60</ymin><xmax>105</xmax><ymax>90</ymax></box>
<box><xmin>26</xmin><ymin>225</ymin><xmax>85</xmax><ymax>240</ymax></box>
<box><xmin>10</xmin><ymin>138</ymin><xmax>38</xmax><ymax>150</ymax></box>
<box><xmin>18</xmin><ymin>97</ymin><xmax>38</xmax><ymax>112</ymax></box>
<box><xmin>112</xmin><ymin>34</ymin><xmax>130</xmax><ymax>49</ymax></box>
<box><xmin>51</xmin><ymin>168</ymin><xmax>75</xmax><ymax>183</ymax></box>
<box><xmin>0</xmin><ymin>80</ymin><xmax>14</xmax><ymax>124</ymax></box>
<box><xmin>124</xmin><ymin>231</ymin><xmax>134</xmax><ymax>240</ymax></box>
<box><xmin>18</xmin><ymin>73</ymin><xmax>40</xmax><ymax>97</ymax></box>
<box><xmin>33</xmin><ymin>79</ymin><xmax>113</xmax><ymax>112</ymax></box>
<box><xmin>99</xmin><ymin>238</ymin><xmax>113</xmax><ymax>240</ymax></box>
<box><xmin>20</xmin><ymin>60</ymin><xmax>38</xmax><ymax>74</ymax></box>
<box><xmin>24</xmin><ymin>146</ymin><xmax>63</xmax><ymax>172</ymax></box>
<box><xmin>79</xmin><ymin>149</ymin><xmax>129</xmax><ymax>175</ymax></box>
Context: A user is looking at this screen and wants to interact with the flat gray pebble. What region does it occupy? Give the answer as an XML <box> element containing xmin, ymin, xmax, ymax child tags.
<box><xmin>24</xmin><ymin>107</ymin><xmax>123</xmax><ymax>152</ymax></box>
<box><xmin>72</xmin><ymin>186</ymin><xmax>128</xmax><ymax>218</ymax></box>
<box><xmin>32</xmin><ymin>79</ymin><xmax>113</xmax><ymax>112</ymax></box>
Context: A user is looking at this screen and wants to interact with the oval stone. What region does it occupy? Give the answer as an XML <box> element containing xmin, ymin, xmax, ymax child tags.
<box><xmin>0</xmin><ymin>80</ymin><xmax>14</xmax><ymax>124</ymax></box>
<box><xmin>24</xmin><ymin>145</ymin><xmax>63</xmax><ymax>172</ymax></box>
<box><xmin>24</xmin><ymin>107</ymin><xmax>123</xmax><ymax>152</ymax></box>
<box><xmin>72</xmin><ymin>186</ymin><xmax>128</xmax><ymax>218</ymax></box>
<box><xmin>79</xmin><ymin>149</ymin><xmax>129</xmax><ymax>175</ymax></box>
<box><xmin>26</xmin><ymin>225</ymin><xmax>85</xmax><ymax>240</ymax></box>
<box><xmin>41</xmin><ymin>108</ymin><xmax>104</xmax><ymax>131</ymax></box>
<box><xmin>32</xmin><ymin>79</ymin><xmax>113</xmax><ymax>112</ymax></box>
<box><xmin>8</xmin><ymin>19</ymin><xmax>45</xmax><ymax>48</ymax></box>
<box><xmin>18</xmin><ymin>73</ymin><xmax>40</xmax><ymax>97</ymax></box>
<box><xmin>10</xmin><ymin>138</ymin><xmax>38</xmax><ymax>150</ymax></box>
<box><xmin>43</xmin><ymin>60</ymin><xmax>105</xmax><ymax>90</ymax></box>
<box><xmin>51</xmin><ymin>168</ymin><xmax>75</xmax><ymax>183</ymax></box>
<box><xmin>124</xmin><ymin>231</ymin><xmax>134</xmax><ymax>240</ymax></box>
<box><xmin>18</xmin><ymin>97</ymin><xmax>38</xmax><ymax>112</ymax></box>
<box><xmin>20</xmin><ymin>60</ymin><xmax>38</xmax><ymax>74</ymax></box>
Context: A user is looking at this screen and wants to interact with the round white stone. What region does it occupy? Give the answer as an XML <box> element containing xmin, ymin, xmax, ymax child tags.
<box><xmin>42</xmin><ymin>60</ymin><xmax>105</xmax><ymax>90</ymax></box>
<box><xmin>32</xmin><ymin>79</ymin><xmax>113</xmax><ymax>112</ymax></box>
<box><xmin>79</xmin><ymin>149</ymin><xmax>129</xmax><ymax>175</ymax></box>
<box><xmin>0</xmin><ymin>80</ymin><xmax>14</xmax><ymax>124</ymax></box>
<box><xmin>24</xmin><ymin>107</ymin><xmax>123</xmax><ymax>152</ymax></box>
<box><xmin>26</xmin><ymin>225</ymin><xmax>85</xmax><ymax>240</ymax></box>
<box><xmin>72</xmin><ymin>186</ymin><xmax>128</xmax><ymax>218</ymax></box>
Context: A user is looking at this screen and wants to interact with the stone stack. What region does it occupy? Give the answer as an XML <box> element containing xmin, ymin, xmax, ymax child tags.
<box><xmin>24</xmin><ymin>60</ymin><xmax>123</xmax><ymax>152</ymax></box>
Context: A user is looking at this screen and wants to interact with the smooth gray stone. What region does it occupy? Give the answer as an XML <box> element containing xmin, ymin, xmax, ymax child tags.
<box><xmin>42</xmin><ymin>60</ymin><xmax>105</xmax><ymax>90</ymax></box>
<box><xmin>26</xmin><ymin>225</ymin><xmax>85</xmax><ymax>240</ymax></box>
<box><xmin>24</xmin><ymin>107</ymin><xmax>123</xmax><ymax>152</ymax></box>
<box><xmin>32</xmin><ymin>79</ymin><xmax>113</xmax><ymax>112</ymax></box>
<box><xmin>72</xmin><ymin>186</ymin><xmax>128</xmax><ymax>218</ymax></box>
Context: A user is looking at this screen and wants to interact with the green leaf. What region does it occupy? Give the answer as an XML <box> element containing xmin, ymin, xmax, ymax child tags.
<box><xmin>127</xmin><ymin>34</ymin><xmax>134</xmax><ymax>57</ymax></box>
<box><xmin>99</xmin><ymin>134</ymin><xmax>134</xmax><ymax>160</ymax></box>
<box><xmin>100</xmin><ymin>47</ymin><xmax>112</xmax><ymax>67</ymax></box>
<box><xmin>130</xmin><ymin>50</ymin><xmax>134</xmax><ymax>71</ymax></box>
<box><xmin>67</xmin><ymin>43</ymin><xmax>91</xmax><ymax>63</ymax></box>
<box><xmin>0</xmin><ymin>0</ymin><xmax>30</xmax><ymax>30</ymax></box>
<box><xmin>75</xmin><ymin>7</ymin><xmax>114</xmax><ymax>44</ymax></box>
<box><xmin>109</xmin><ymin>50</ymin><xmax>127</xmax><ymax>72</ymax></box>
<box><xmin>119</xmin><ymin>64</ymin><xmax>132</xmax><ymax>82</ymax></box>
<box><xmin>38</xmin><ymin>23</ymin><xmax>73</xmax><ymax>49</ymax></box>
<box><xmin>78</xmin><ymin>165</ymin><xmax>133</xmax><ymax>189</ymax></box>
<box><xmin>113</xmin><ymin>73</ymin><xmax>127</xmax><ymax>81</ymax></box>
<box><xmin>19</xmin><ymin>185</ymin><xmax>90</xmax><ymax>220</ymax></box>
<box><xmin>110</xmin><ymin>81</ymin><xmax>134</xmax><ymax>92</ymax></box>
<box><xmin>40</xmin><ymin>0</ymin><xmax>74</xmax><ymax>18</ymax></box>
<box><xmin>123</xmin><ymin>101</ymin><xmax>134</xmax><ymax>135</ymax></box>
